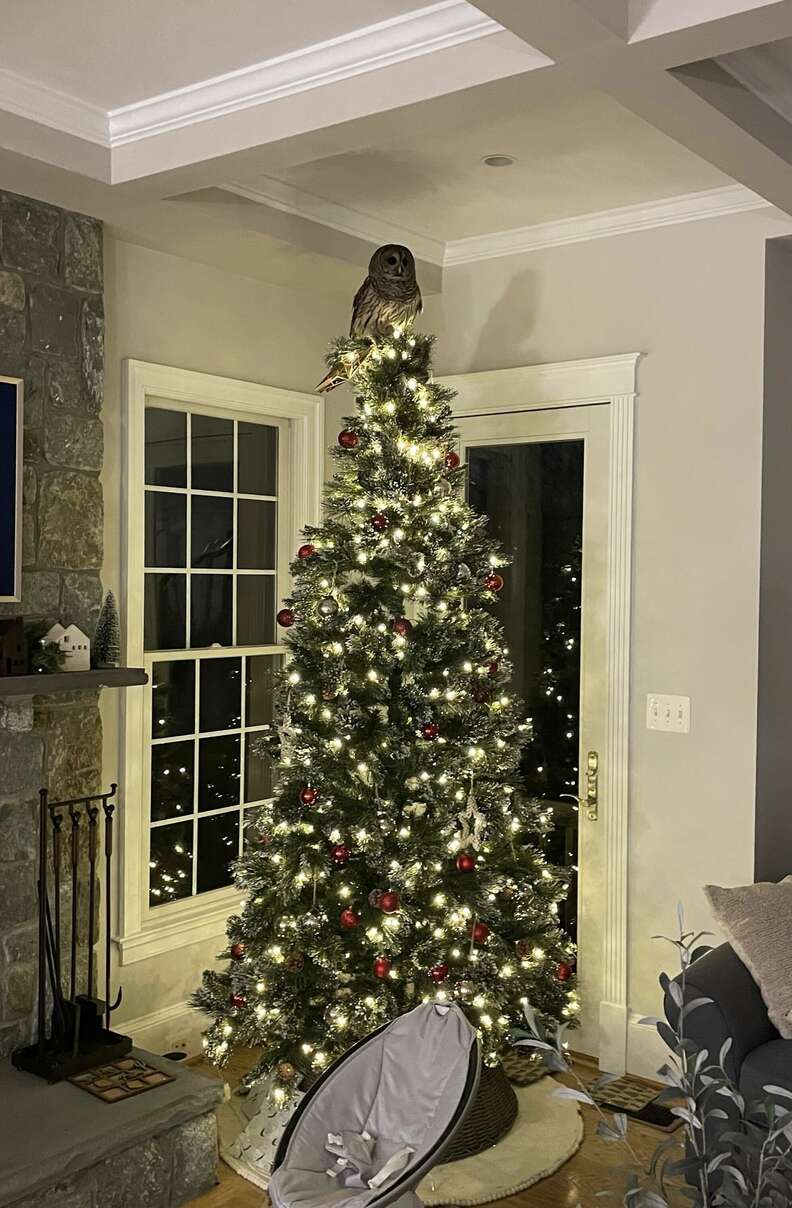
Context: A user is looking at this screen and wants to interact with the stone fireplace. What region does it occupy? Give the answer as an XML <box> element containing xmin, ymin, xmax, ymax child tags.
<box><xmin>0</xmin><ymin>190</ymin><xmax>221</xmax><ymax>1208</ymax></box>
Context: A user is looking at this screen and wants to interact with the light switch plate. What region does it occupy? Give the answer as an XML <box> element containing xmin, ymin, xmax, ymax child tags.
<box><xmin>646</xmin><ymin>693</ymin><xmax>690</xmax><ymax>733</ymax></box>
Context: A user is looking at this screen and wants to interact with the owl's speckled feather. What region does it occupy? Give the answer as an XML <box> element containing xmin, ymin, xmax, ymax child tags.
<box><xmin>317</xmin><ymin>244</ymin><xmax>422</xmax><ymax>392</ymax></box>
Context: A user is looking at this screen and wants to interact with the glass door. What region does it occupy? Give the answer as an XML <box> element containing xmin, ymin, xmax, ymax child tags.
<box><xmin>459</xmin><ymin>404</ymin><xmax>610</xmax><ymax>1060</ymax></box>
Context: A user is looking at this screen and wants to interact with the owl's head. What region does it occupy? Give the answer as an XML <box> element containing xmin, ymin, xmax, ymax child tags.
<box><xmin>370</xmin><ymin>244</ymin><xmax>416</xmax><ymax>282</ymax></box>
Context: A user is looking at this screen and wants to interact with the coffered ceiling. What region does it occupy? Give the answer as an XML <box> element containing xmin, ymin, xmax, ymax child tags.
<box><xmin>3</xmin><ymin>1</ymin><xmax>792</xmax><ymax>289</ymax></box>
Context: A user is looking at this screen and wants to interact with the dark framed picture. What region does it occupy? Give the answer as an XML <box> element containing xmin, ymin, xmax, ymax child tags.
<box><xmin>0</xmin><ymin>376</ymin><xmax>23</xmax><ymax>603</ymax></box>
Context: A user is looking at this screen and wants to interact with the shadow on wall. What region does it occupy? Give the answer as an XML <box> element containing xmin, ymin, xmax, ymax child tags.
<box><xmin>469</xmin><ymin>269</ymin><xmax>541</xmax><ymax>373</ymax></box>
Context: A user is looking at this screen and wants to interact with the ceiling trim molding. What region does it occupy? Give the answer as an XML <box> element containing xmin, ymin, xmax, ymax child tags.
<box><xmin>0</xmin><ymin>66</ymin><xmax>108</xmax><ymax>146</ymax></box>
<box><xmin>225</xmin><ymin>179</ymin><xmax>447</xmax><ymax>266</ymax></box>
<box><xmin>220</xmin><ymin>181</ymin><xmax>772</xmax><ymax>267</ymax></box>
<box><xmin>442</xmin><ymin>184</ymin><xmax>771</xmax><ymax>264</ymax></box>
<box><xmin>107</xmin><ymin>0</ymin><xmax>513</xmax><ymax>147</ymax></box>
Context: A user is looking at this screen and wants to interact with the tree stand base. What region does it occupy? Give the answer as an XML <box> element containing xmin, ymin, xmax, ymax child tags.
<box><xmin>440</xmin><ymin>1062</ymin><xmax>518</xmax><ymax>1163</ymax></box>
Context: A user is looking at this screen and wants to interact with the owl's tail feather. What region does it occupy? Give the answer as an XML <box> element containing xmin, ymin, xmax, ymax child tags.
<box><xmin>315</xmin><ymin>368</ymin><xmax>347</xmax><ymax>393</ymax></box>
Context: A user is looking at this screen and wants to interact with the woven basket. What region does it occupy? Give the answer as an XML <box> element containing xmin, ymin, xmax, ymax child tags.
<box><xmin>296</xmin><ymin>1051</ymin><xmax>519</xmax><ymax>1164</ymax></box>
<box><xmin>440</xmin><ymin>1060</ymin><xmax>518</xmax><ymax>1163</ymax></box>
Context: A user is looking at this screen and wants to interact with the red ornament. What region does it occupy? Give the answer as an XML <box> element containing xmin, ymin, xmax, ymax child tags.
<box><xmin>340</xmin><ymin>908</ymin><xmax>360</xmax><ymax>929</ymax></box>
<box><xmin>331</xmin><ymin>844</ymin><xmax>351</xmax><ymax>866</ymax></box>
<box><xmin>392</xmin><ymin>617</ymin><xmax>413</xmax><ymax>638</ymax></box>
<box><xmin>485</xmin><ymin>572</ymin><xmax>504</xmax><ymax>592</ymax></box>
<box><xmin>277</xmin><ymin>607</ymin><xmax>296</xmax><ymax>628</ymax></box>
<box><xmin>379</xmin><ymin>891</ymin><xmax>400</xmax><ymax>914</ymax></box>
<box><xmin>338</xmin><ymin>429</ymin><xmax>359</xmax><ymax>449</ymax></box>
<box><xmin>297</xmin><ymin>543</ymin><xmax>316</xmax><ymax>560</ymax></box>
<box><xmin>299</xmin><ymin>786</ymin><xmax>320</xmax><ymax>806</ymax></box>
<box><xmin>370</xmin><ymin>512</ymin><xmax>389</xmax><ymax>532</ymax></box>
<box><xmin>471</xmin><ymin>922</ymin><xmax>490</xmax><ymax>944</ymax></box>
<box><xmin>515</xmin><ymin>939</ymin><xmax>530</xmax><ymax>959</ymax></box>
<box><xmin>556</xmin><ymin>961</ymin><xmax>573</xmax><ymax>983</ymax></box>
<box><xmin>373</xmin><ymin>956</ymin><xmax>392</xmax><ymax>980</ymax></box>
<box><xmin>444</xmin><ymin>450</ymin><xmax>460</xmax><ymax>471</ymax></box>
<box><xmin>456</xmin><ymin>852</ymin><xmax>476</xmax><ymax>873</ymax></box>
<box><xmin>471</xmin><ymin>684</ymin><xmax>491</xmax><ymax>704</ymax></box>
<box><xmin>487</xmin><ymin>660</ymin><xmax>500</xmax><ymax>677</ymax></box>
<box><xmin>421</xmin><ymin>721</ymin><xmax>439</xmax><ymax>741</ymax></box>
<box><xmin>322</xmin><ymin>688</ymin><xmax>337</xmax><ymax>701</ymax></box>
<box><xmin>429</xmin><ymin>963</ymin><xmax>449</xmax><ymax>983</ymax></box>
<box><xmin>229</xmin><ymin>992</ymin><xmax>247</xmax><ymax>1008</ymax></box>
<box><xmin>230</xmin><ymin>942</ymin><xmax>246</xmax><ymax>960</ymax></box>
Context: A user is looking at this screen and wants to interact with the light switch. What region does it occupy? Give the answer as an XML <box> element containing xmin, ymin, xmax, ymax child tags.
<box><xmin>646</xmin><ymin>693</ymin><xmax>690</xmax><ymax>733</ymax></box>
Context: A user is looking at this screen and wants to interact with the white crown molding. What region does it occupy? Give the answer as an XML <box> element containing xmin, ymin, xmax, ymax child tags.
<box><xmin>107</xmin><ymin>1</ymin><xmax>512</xmax><ymax>147</ymax></box>
<box><xmin>225</xmin><ymin>179</ymin><xmax>446</xmax><ymax>266</ymax></box>
<box><xmin>0</xmin><ymin>66</ymin><xmax>108</xmax><ymax>146</ymax></box>
<box><xmin>442</xmin><ymin>184</ymin><xmax>772</xmax><ymax>264</ymax></box>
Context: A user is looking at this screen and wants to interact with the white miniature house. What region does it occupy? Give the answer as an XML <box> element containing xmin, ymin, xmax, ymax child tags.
<box><xmin>44</xmin><ymin>623</ymin><xmax>91</xmax><ymax>672</ymax></box>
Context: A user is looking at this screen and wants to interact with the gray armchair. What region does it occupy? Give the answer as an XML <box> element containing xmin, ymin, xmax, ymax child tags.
<box><xmin>665</xmin><ymin>943</ymin><xmax>792</xmax><ymax>1103</ymax></box>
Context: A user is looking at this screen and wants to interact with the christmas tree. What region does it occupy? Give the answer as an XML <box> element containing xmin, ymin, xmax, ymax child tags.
<box><xmin>93</xmin><ymin>589</ymin><xmax>120</xmax><ymax>667</ymax></box>
<box><xmin>195</xmin><ymin>326</ymin><xmax>577</xmax><ymax>1100</ymax></box>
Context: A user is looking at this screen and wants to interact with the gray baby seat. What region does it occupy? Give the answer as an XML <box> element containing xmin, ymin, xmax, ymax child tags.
<box><xmin>269</xmin><ymin>1001</ymin><xmax>481</xmax><ymax>1208</ymax></box>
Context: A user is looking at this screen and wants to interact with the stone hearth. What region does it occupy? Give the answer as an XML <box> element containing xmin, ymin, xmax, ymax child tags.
<box><xmin>0</xmin><ymin>1049</ymin><xmax>222</xmax><ymax>1208</ymax></box>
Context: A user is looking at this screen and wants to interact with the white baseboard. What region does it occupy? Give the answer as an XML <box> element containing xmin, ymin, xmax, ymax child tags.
<box><xmin>627</xmin><ymin>1012</ymin><xmax>668</xmax><ymax>1081</ymax></box>
<box><xmin>118</xmin><ymin>999</ymin><xmax>206</xmax><ymax>1058</ymax></box>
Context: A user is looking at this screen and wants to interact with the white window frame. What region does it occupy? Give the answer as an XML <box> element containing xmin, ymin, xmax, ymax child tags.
<box><xmin>117</xmin><ymin>360</ymin><xmax>323</xmax><ymax>965</ymax></box>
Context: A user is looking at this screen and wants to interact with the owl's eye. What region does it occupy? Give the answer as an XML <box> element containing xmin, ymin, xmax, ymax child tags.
<box><xmin>386</xmin><ymin>255</ymin><xmax>398</xmax><ymax>266</ymax></box>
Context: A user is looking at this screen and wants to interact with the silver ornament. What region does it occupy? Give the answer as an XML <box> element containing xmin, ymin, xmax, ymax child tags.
<box><xmin>318</xmin><ymin>596</ymin><xmax>339</xmax><ymax>618</ymax></box>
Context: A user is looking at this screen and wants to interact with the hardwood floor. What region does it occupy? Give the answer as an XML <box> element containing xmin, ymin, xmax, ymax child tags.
<box><xmin>192</xmin><ymin>1051</ymin><xmax>677</xmax><ymax>1208</ymax></box>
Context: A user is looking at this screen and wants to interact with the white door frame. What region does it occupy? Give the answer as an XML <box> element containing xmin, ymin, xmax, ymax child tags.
<box><xmin>441</xmin><ymin>353</ymin><xmax>639</xmax><ymax>1074</ymax></box>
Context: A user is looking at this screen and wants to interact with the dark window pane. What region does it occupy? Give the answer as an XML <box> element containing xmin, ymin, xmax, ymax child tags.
<box><xmin>199</xmin><ymin>734</ymin><xmax>240</xmax><ymax>810</ymax></box>
<box><xmin>237</xmin><ymin>500</ymin><xmax>276</xmax><ymax>570</ymax></box>
<box><xmin>245</xmin><ymin>732</ymin><xmax>275</xmax><ymax>802</ymax></box>
<box><xmin>151</xmin><ymin>660</ymin><xmax>195</xmax><ymax>738</ymax></box>
<box><xmin>192</xmin><ymin>414</ymin><xmax>233</xmax><ymax>492</ymax></box>
<box><xmin>149</xmin><ymin>820</ymin><xmax>193</xmax><ymax>907</ymax></box>
<box><xmin>197</xmin><ymin>812</ymin><xmax>239</xmax><ymax>894</ymax></box>
<box><xmin>192</xmin><ymin>496</ymin><xmax>233</xmax><ymax>569</ymax></box>
<box><xmin>238</xmin><ymin>422</ymin><xmax>277</xmax><ymax>496</ymax></box>
<box><xmin>200</xmin><ymin>658</ymin><xmax>242</xmax><ymax>732</ymax></box>
<box><xmin>246</xmin><ymin>655</ymin><xmax>282</xmax><ymax>726</ymax></box>
<box><xmin>145</xmin><ymin>409</ymin><xmax>186</xmax><ymax>488</ymax></box>
<box><xmin>237</xmin><ymin>576</ymin><xmax>275</xmax><ymax>645</ymax></box>
<box><xmin>190</xmin><ymin>575</ymin><xmax>232</xmax><ymax>647</ymax></box>
<box><xmin>151</xmin><ymin>739</ymin><xmax>194</xmax><ymax>821</ymax></box>
<box><xmin>144</xmin><ymin>573</ymin><xmax>186</xmax><ymax>651</ymax></box>
<box><xmin>145</xmin><ymin>492</ymin><xmax>186</xmax><ymax>568</ymax></box>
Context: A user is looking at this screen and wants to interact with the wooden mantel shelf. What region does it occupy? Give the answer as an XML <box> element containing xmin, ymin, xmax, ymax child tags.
<box><xmin>0</xmin><ymin>668</ymin><xmax>148</xmax><ymax>697</ymax></box>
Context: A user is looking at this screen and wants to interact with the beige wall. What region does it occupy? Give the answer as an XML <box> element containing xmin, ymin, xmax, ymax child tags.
<box><xmin>101</xmin><ymin>237</ymin><xmax>345</xmax><ymax>1048</ymax></box>
<box><xmin>103</xmin><ymin>210</ymin><xmax>790</xmax><ymax>1068</ymax></box>
<box><xmin>426</xmin><ymin>208</ymin><xmax>792</xmax><ymax>1071</ymax></box>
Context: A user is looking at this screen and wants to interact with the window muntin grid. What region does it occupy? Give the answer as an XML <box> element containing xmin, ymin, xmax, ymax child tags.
<box><xmin>143</xmin><ymin>406</ymin><xmax>284</xmax><ymax>907</ymax></box>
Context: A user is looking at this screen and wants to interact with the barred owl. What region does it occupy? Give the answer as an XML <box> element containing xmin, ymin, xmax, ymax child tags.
<box><xmin>316</xmin><ymin>244</ymin><xmax>422</xmax><ymax>392</ymax></box>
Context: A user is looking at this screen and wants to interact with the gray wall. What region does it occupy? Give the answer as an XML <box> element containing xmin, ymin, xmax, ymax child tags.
<box><xmin>755</xmin><ymin>236</ymin><xmax>792</xmax><ymax>882</ymax></box>
<box><xmin>0</xmin><ymin>190</ymin><xmax>104</xmax><ymax>1055</ymax></box>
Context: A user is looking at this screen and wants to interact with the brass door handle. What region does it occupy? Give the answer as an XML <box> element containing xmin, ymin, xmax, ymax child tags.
<box><xmin>585</xmin><ymin>750</ymin><xmax>598</xmax><ymax>821</ymax></box>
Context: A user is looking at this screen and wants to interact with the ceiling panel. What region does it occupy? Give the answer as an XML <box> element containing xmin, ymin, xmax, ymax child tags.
<box><xmin>0</xmin><ymin>0</ymin><xmax>426</xmax><ymax>109</ymax></box>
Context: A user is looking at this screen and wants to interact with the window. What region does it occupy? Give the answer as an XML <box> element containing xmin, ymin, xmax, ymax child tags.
<box><xmin>120</xmin><ymin>362</ymin><xmax>322</xmax><ymax>962</ymax></box>
<box><xmin>145</xmin><ymin>407</ymin><xmax>285</xmax><ymax>907</ymax></box>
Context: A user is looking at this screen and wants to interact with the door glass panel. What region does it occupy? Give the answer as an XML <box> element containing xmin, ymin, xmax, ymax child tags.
<box><xmin>149</xmin><ymin>820</ymin><xmax>193</xmax><ymax>906</ymax></box>
<box><xmin>246</xmin><ymin>655</ymin><xmax>283</xmax><ymax>725</ymax></box>
<box><xmin>197</xmin><ymin>812</ymin><xmax>239</xmax><ymax>893</ymax></box>
<box><xmin>200</xmin><ymin>658</ymin><xmax>242</xmax><ymax>732</ymax></box>
<box><xmin>144</xmin><ymin>574</ymin><xmax>186</xmax><ymax>650</ymax></box>
<box><xmin>190</xmin><ymin>575</ymin><xmax>232</xmax><ymax>647</ymax></box>
<box><xmin>237</xmin><ymin>576</ymin><xmax>276</xmax><ymax>645</ymax></box>
<box><xmin>198</xmin><ymin>734</ymin><xmax>241</xmax><ymax>810</ymax></box>
<box><xmin>150</xmin><ymin>740</ymin><xmax>194</xmax><ymax>822</ymax></box>
<box><xmin>467</xmin><ymin>440</ymin><xmax>583</xmax><ymax>939</ymax></box>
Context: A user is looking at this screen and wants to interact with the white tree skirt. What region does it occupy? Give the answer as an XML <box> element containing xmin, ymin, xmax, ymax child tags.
<box><xmin>217</xmin><ymin>1075</ymin><xmax>583</xmax><ymax>1207</ymax></box>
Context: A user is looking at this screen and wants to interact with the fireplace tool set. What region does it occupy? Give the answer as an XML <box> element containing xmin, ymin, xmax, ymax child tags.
<box><xmin>12</xmin><ymin>783</ymin><xmax>132</xmax><ymax>1082</ymax></box>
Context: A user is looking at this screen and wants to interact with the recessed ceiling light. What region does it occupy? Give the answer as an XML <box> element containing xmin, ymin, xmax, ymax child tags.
<box><xmin>482</xmin><ymin>154</ymin><xmax>516</xmax><ymax>168</ymax></box>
